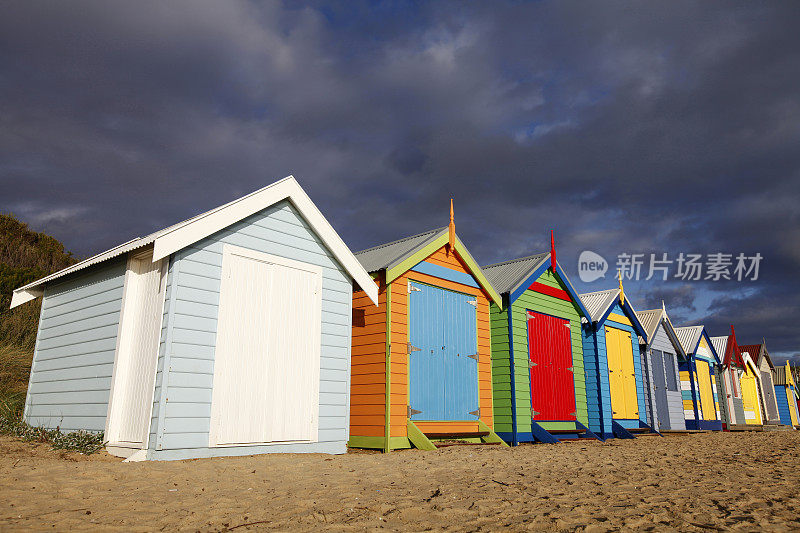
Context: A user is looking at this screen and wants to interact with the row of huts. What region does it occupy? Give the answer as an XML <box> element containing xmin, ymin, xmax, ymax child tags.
<box><xmin>10</xmin><ymin>177</ymin><xmax>797</xmax><ymax>460</ymax></box>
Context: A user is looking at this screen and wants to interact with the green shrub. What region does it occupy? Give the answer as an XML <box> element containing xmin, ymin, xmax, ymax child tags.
<box><xmin>0</xmin><ymin>409</ymin><xmax>106</xmax><ymax>454</ymax></box>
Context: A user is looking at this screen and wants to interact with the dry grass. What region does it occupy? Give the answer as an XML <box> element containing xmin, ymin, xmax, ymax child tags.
<box><xmin>0</xmin><ymin>343</ymin><xmax>31</xmax><ymax>415</ymax></box>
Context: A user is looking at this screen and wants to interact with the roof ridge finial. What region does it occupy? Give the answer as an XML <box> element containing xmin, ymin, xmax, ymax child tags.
<box><xmin>618</xmin><ymin>270</ymin><xmax>625</xmax><ymax>306</ymax></box>
<box><xmin>550</xmin><ymin>230</ymin><xmax>556</xmax><ymax>273</ymax></box>
<box><xmin>447</xmin><ymin>198</ymin><xmax>455</xmax><ymax>255</ymax></box>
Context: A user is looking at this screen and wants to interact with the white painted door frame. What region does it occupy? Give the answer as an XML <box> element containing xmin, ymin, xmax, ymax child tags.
<box><xmin>105</xmin><ymin>248</ymin><xmax>167</xmax><ymax>453</ymax></box>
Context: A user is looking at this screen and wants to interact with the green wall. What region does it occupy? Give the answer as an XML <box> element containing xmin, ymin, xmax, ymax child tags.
<box><xmin>491</xmin><ymin>269</ymin><xmax>587</xmax><ymax>436</ymax></box>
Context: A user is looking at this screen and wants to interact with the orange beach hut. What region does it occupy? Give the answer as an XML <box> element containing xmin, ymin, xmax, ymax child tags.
<box><xmin>348</xmin><ymin>203</ymin><xmax>506</xmax><ymax>451</ymax></box>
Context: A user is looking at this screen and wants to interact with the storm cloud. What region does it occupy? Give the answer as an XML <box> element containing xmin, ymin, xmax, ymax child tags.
<box><xmin>2</xmin><ymin>2</ymin><xmax>799</xmax><ymax>357</ymax></box>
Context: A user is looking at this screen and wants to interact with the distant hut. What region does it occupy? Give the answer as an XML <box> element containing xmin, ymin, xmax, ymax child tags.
<box><xmin>348</xmin><ymin>202</ymin><xmax>506</xmax><ymax>451</ymax></box>
<box><xmin>674</xmin><ymin>325</ymin><xmax>723</xmax><ymax>430</ymax></box>
<box><xmin>635</xmin><ymin>303</ymin><xmax>687</xmax><ymax>432</ymax></box>
<box><xmin>740</xmin><ymin>351</ymin><xmax>765</xmax><ymax>426</ymax></box>
<box><xmin>710</xmin><ymin>326</ymin><xmax>748</xmax><ymax>430</ymax></box>
<box><xmin>481</xmin><ymin>233</ymin><xmax>597</xmax><ymax>444</ymax></box>
<box><xmin>11</xmin><ymin>176</ymin><xmax>379</xmax><ymax>461</ymax></box>
<box><xmin>772</xmin><ymin>362</ymin><xmax>799</xmax><ymax>427</ymax></box>
<box><xmin>740</xmin><ymin>341</ymin><xmax>781</xmax><ymax>424</ymax></box>
<box><xmin>578</xmin><ymin>280</ymin><xmax>656</xmax><ymax>439</ymax></box>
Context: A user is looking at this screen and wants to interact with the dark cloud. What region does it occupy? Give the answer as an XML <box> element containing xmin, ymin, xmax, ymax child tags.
<box><xmin>2</xmin><ymin>1</ymin><xmax>800</xmax><ymax>353</ymax></box>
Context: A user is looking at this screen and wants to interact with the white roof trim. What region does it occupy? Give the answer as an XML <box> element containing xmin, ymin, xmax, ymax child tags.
<box><xmin>11</xmin><ymin>176</ymin><xmax>378</xmax><ymax>308</ymax></box>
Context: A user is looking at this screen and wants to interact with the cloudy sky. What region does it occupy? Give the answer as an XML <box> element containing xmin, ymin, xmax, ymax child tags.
<box><xmin>2</xmin><ymin>2</ymin><xmax>799</xmax><ymax>360</ymax></box>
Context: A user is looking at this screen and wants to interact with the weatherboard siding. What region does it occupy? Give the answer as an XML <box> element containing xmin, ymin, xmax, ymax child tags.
<box><xmin>490</xmin><ymin>268</ymin><xmax>586</xmax><ymax>440</ymax></box>
<box><xmin>774</xmin><ymin>386</ymin><xmax>792</xmax><ymax>425</ymax></box>
<box><xmin>639</xmin><ymin>341</ymin><xmax>656</xmax><ymax>429</ymax></box>
<box><xmin>715</xmin><ymin>373</ymin><xmax>729</xmax><ymax>426</ymax></box>
<box><xmin>24</xmin><ymin>258</ymin><xmax>127</xmax><ymax>432</ymax></box>
<box><xmin>490</xmin><ymin>303</ymin><xmax>512</xmax><ymax>434</ymax></box>
<box><xmin>349</xmin><ymin>275</ymin><xmax>387</xmax><ymax>440</ymax></box>
<box><xmin>647</xmin><ymin>324</ymin><xmax>685</xmax><ymax>431</ymax></box>
<box><xmin>149</xmin><ymin>200</ymin><xmax>354</xmax><ymax>457</ymax></box>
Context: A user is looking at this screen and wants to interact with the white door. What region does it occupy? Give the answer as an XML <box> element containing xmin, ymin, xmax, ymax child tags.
<box><xmin>209</xmin><ymin>245</ymin><xmax>322</xmax><ymax>447</ymax></box>
<box><xmin>106</xmin><ymin>250</ymin><xmax>165</xmax><ymax>447</ymax></box>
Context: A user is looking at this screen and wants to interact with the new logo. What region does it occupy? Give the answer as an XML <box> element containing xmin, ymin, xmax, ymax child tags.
<box><xmin>578</xmin><ymin>251</ymin><xmax>608</xmax><ymax>282</ymax></box>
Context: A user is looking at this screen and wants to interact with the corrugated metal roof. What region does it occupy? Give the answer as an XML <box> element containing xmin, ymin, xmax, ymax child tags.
<box><xmin>674</xmin><ymin>325</ymin><xmax>704</xmax><ymax>354</ymax></box>
<box><xmin>578</xmin><ymin>288</ymin><xmax>619</xmax><ymax>323</ymax></box>
<box><xmin>12</xmin><ymin>175</ymin><xmax>383</xmax><ymax>307</ymax></box>
<box><xmin>12</xmin><ymin>178</ymin><xmax>303</xmax><ymax>297</ymax></box>
<box><xmin>710</xmin><ymin>336</ymin><xmax>728</xmax><ymax>359</ymax></box>
<box><xmin>481</xmin><ymin>252</ymin><xmax>549</xmax><ymax>295</ymax></box>
<box><xmin>354</xmin><ymin>227</ymin><xmax>445</xmax><ymax>273</ymax></box>
<box><xmin>635</xmin><ymin>309</ymin><xmax>663</xmax><ymax>343</ymax></box>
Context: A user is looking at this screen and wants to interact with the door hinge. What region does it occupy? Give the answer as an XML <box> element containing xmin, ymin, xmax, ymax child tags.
<box><xmin>529</xmin><ymin>361</ymin><xmax>538</xmax><ymax>368</ymax></box>
<box><xmin>408</xmin><ymin>406</ymin><xmax>422</xmax><ymax>417</ymax></box>
<box><xmin>467</xmin><ymin>354</ymin><xmax>479</xmax><ymax>361</ymax></box>
<box><xmin>531</xmin><ymin>409</ymin><xmax>540</xmax><ymax>418</ymax></box>
<box><xmin>409</xmin><ymin>283</ymin><xmax>421</xmax><ymax>293</ymax></box>
<box><xmin>564</xmin><ymin>323</ymin><xmax>571</xmax><ymax>328</ymax></box>
<box><xmin>567</xmin><ymin>367</ymin><xmax>574</xmax><ymax>372</ymax></box>
<box><xmin>469</xmin><ymin>408</ymin><xmax>480</xmax><ymax>417</ymax></box>
<box><xmin>569</xmin><ymin>411</ymin><xmax>577</xmax><ymax>417</ymax></box>
<box><xmin>407</xmin><ymin>343</ymin><xmax>421</xmax><ymax>355</ymax></box>
<box><xmin>467</xmin><ymin>299</ymin><xmax>477</xmax><ymax>307</ymax></box>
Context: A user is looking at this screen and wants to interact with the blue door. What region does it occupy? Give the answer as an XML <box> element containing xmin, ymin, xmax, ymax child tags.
<box><xmin>409</xmin><ymin>282</ymin><xmax>479</xmax><ymax>421</ymax></box>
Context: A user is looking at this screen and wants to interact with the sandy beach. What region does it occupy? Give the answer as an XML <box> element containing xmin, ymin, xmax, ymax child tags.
<box><xmin>1</xmin><ymin>431</ymin><xmax>799</xmax><ymax>531</ymax></box>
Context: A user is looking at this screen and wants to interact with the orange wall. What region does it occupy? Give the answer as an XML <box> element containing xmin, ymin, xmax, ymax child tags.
<box><xmin>349</xmin><ymin>245</ymin><xmax>495</xmax><ymax>442</ymax></box>
<box><xmin>350</xmin><ymin>274</ymin><xmax>386</xmax><ymax>438</ymax></box>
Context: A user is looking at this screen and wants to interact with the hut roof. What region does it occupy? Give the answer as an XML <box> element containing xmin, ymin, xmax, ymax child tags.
<box><xmin>740</xmin><ymin>342</ymin><xmax>775</xmax><ymax>370</ymax></box>
<box><xmin>354</xmin><ymin>227</ymin><xmax>445</xmax><ymax>273</ymax></box>
<box><xmin>12</xmin><ymin>176</ymin><xmax>379</xmax><ymax>307</ymax></box>
<box><xmin>482</xmin><ymin>253</ymin><xmax>549</xmax><ymax>295</ymax></box>
<box><xmin>674</xmin><ymin>326</ymin><xmax>705</xmax><ymax>355</ymax></box>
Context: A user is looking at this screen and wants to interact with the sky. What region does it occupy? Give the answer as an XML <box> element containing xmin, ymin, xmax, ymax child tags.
<box><xmin>2</xmin><ymin>2</ymin><xmax>800</xmax><ymax>361</ymax></box>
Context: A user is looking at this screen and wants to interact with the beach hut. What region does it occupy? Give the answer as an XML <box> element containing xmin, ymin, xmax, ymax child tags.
<box><xmin>634</xmin><ymin>304</ymin><xmax>686</xmax><ymax>432</ymax></box>
<box><xmin>578</xmin><ymin>280</ymin><xmax>655</xmax><ymax>439</ymax></box>
<box><xmin>710</xmin><ymin>326</ymin><xmax>748</xmax><ymax>430</ymax></box>
<box><xmin>348</xmin><ymin>203</ymin><xmax>506</xmax><ymax>452</ymax></box>
<box><xmin>772</xmin><ymin>362</ymin><xmax>799</xmax><ymax>427</ymax></box>
<box><xmin>674</xmin><ymin>326</ymin><xmax>723</xmax><ymax>430</ymax></box>
<box><xmin>739</xmin><ymin>351</ymin><xmax>765</xmax><ymax>426</ymax></box>
<box><xmin>480</xmin><ymin>234</ymin><xmax>597</xmax><ymax>445</ymax></box>
<box><xmin>740</xmin><ymin>341</ymin><xmax>781</xmax><ymax>424</ymax></box>
<box><xmin>11</xmin><ymin>176</ymin><xmax>379</xmax><ymax>461</ymax></box>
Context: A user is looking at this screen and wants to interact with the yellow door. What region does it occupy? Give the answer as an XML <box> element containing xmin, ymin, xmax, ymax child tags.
<box><xmin>605</xmin><ymin>327</ymin><xmax>638</xmax><ymax>419</ymax></box>
<box><xmin>788</xmin><ymin>386</ymin><xmax>799</xmax><ymax>426</ymax></box>
<box><xmin>695</xmin><ymin>361</ymin><xmax>716</xmax><ymax>421</ymax></box>
<box><xmin>741</xmin><ymin>368</ymin><xmax>762</xmax><ymax>425</ymax></box>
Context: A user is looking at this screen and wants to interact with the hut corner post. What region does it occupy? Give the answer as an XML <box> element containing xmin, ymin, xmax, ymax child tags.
<box><xmin>506</xmin><ymin>297</ymin><xmax>518</xmax><ymax>446</ymax></box>
<box><xmin>384</xmin><ymin>280</ymin><xmax>392</xmax><ymax>453</ymax></box>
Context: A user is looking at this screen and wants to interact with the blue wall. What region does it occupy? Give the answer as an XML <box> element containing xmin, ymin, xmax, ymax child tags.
<box><xmin>24</xmin><ymin>258</ymin><xmax>127</xmax><ymax>432</ymax></box>
<box><xmin>775</xmin><ymin>386</ymin><xmax>792</xmax><ymax>426</ymax></box>
<box><xmin>147</xmin><ymin>199</ymin><xmax>354</xmax><ymax>459</ymax></box>
<box><xmin>582</xmin><ymin>302</ymin><xmax>647</xmax><ymax>437</ymax></box>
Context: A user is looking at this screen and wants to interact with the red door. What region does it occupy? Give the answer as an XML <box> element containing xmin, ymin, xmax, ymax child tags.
<box><xmin>527</xmin><ymin>311</ymin><xmax>576</xmax><ymax>421</ymax></box>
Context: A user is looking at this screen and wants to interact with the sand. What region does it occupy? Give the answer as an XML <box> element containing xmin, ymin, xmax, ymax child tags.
<box><xmin>1</xmin><ymin>432</ymin><xmax>800</xmax><ymax>531</ymax></box>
